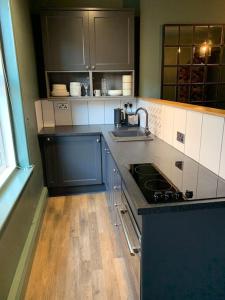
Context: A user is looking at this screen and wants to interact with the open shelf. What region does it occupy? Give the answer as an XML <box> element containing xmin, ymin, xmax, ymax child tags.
<box><xmin>92</xmin><ymin>71</ymin><xmax>134</xmax><ymax>97</ymax></box>
<box><xmin>46</xmin><ymin>95</ymin><xmax>136</xmax><ymax>101</ymax></box>
<box><xmin>46</xmin><ymin>71</ymin><xmax>91</xmax><ymax>97</ymax></box>
<box><xmin>45</xmin><ymin>70</ymin><xmax>135</xmax><ymax>99</ymax></box>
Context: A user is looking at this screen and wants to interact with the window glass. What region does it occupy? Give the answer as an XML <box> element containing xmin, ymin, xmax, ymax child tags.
<box><xmin>0</xmin><ymin>44</ymin><xmax>16</xmax><ymax>186</ymax></box>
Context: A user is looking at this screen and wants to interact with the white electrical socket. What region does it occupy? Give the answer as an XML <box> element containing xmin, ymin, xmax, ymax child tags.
<box><xmin>56</xmin><ymin>103</ymin><xmax>69</xmax><ymax>110</ymax></box>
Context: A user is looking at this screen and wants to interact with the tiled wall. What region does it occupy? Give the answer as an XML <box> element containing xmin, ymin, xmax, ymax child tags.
<box><xmin>35</xmin><ymin>98</ymin><xmax>137</xmax><ymax>128</ymax></box>
<box><xmin>138</xmin><ymin>99</ymin><xmax>225</xmax><ymax>179</ymax></box>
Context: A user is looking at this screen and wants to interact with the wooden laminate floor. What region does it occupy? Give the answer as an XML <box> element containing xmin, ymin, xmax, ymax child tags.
<box><xmin>25</xmin><ymin>193</ymin><xmax>138</xmax><ymax>300</ymax></box>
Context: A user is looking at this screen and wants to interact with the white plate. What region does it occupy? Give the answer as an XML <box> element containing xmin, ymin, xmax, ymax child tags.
<box><xmin>108</xmin><ymin>90</ymin><xmax>122</xmax><ymax>96</ymax></box>
<box><xmin>51</xmin><ymin>91</ymin><xmax>70</xmax><ymax>97</ymax></box>
<box><xmin>52</xmin><ymin>84</ymin><xmax>67</xmax><ymax>90</ymax></box>
<box><xmin>122</xmin><ymin>89</ymin><xmax>132</xmax><ymax>96</ymax></box>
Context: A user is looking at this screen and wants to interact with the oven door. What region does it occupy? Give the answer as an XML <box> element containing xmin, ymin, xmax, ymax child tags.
<box><xmin>116</xmin><ymin>191</ymin><xmax>141</xmax><ymax>298</ymax></box>
<box><xmin>117</xmin><ymin>191</ymin><xmax>141</xmax><ymax>256</ymax></box>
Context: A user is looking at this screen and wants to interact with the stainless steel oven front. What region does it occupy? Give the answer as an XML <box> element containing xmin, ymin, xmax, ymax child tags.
<box><xmin>117</xmin><ymin>191</ymin><xmax>141</xmax><ymax>256</ymax></box>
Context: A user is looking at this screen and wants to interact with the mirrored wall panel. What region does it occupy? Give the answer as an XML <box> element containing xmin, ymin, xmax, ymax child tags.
<box><xmin>161</xmin><ymin>24</ymin><xmax>225</xmax><ymax>108</ymax></box>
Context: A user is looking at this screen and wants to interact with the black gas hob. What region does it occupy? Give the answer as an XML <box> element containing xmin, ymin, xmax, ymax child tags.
<box><xmin>130</xmin><ymin>162</ymin><xmax>225</xmax><ymax>204</ymax></box>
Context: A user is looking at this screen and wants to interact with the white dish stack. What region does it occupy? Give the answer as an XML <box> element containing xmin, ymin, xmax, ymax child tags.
<box><xmin>122</xmin><ymin>75</ymin><xmax>132</xmax><ymax>96</ymax></box>
<box><xmin>51</xmin><ymin>84</ymin><xmax>69</xmax><ymax>97</ymax></box>
<box><xmin>70</xmin><ymin>82</ymin><xmax>81</xmax><ymax>97</ymax></box>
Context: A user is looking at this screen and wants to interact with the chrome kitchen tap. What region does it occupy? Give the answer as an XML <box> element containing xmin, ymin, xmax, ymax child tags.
<box><xmin>135</xmin><ymin>107</ymin><xmax>150</xmax><ymax>136</ymax></box>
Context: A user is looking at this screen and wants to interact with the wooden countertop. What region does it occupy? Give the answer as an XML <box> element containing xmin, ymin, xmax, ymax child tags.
<box><xmin>138</xmin><ymin>97</ymin><xmax>225</xmax><ymax>118</ymax></box>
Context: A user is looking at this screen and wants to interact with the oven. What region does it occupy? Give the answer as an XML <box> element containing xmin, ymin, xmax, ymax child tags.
<box><xmin>117</xmin><ymin>191</ymin><xmax>141</xmax><ymax>256</ymax></box>
<box><xmin>116</xmin><ymin>190</ymin><xmax>141</xmax><ymax>298</ymax></box>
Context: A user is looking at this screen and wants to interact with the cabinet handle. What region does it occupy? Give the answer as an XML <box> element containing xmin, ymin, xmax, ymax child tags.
<box><xmin>113</xmin><ymin>168</ymin><xmax>116</xmax><ymax>173</ymax></box>
<box><xmin>118</xmin><ymin>208</ymin><xmax>140</xmax><ymax>256</ymax></box>
<box><xmin>96</xmin><ymin>138</ymin><xmax>100</xmax><ymax>143</ymax></box>
<box><xmin>113</xmin><ymin>185</ymin><xmax>120</xmax><ymax>190</ymax></box>
<box><xmin>85</xmin><ymin>65</ymin><xmax>89</xmax><ymax>70</ymax></box>
<box><xmin>46</xmin><ymin>137</ymin><xmax>51</xmax><ymax>142</ymax></box>
<box><xmin>91</xmin><ymin>66</ymin><xmax>95</xmax><ymax>70</ymax></box>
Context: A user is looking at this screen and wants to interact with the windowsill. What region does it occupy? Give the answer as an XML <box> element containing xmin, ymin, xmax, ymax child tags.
<box><xmin>0</xmin><ymin>166</ymin><xmax>16</xmax><ymax>189</ymax></box>
<box><xmin>0</xmin><ymin>166</ymin><xmax>33</xmax><ymax>233</ymax></box>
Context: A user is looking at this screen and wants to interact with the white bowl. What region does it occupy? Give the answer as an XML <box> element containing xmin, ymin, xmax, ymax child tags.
<box><xmin>108</xmin><ymin>90</ymin><xmax>122</xmax><ymax>96</ymax></box>
<box><xmin>70</xmin><ymin>82</ymin><xmax>81</xmax><ymax>87</ymax></box>
<box><xmin>122</xmin><ymin>89</ymin><xmax>132</xmax><ymax>96</ymax></box>
<box><xmin>122</xmin><ymin>75</ymin><xmax>132</xmax><ymax>83</ymax></box>
<box><xmin>122</xmin><ymin>82</ymin><xmax>132</xmax><ymax>89</ymax></box>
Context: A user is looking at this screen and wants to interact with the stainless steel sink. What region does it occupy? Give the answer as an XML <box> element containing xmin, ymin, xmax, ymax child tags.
<box><xmin>109</xmin><ymin>128</ymin><xmax>153</xmax><ymax>142</ymax></box>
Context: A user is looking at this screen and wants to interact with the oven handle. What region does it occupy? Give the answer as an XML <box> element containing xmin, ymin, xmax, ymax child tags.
<box><xmin>118</xmin><ymin>208</ymin><xmax>140</xmax><ymax>256</ymax></box>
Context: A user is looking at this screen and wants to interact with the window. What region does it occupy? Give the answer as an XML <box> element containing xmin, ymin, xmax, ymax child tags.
<box><xmin>0</xmin><ymin>42</ymin><xmax>16</xmax><ymax>187</ymax></box>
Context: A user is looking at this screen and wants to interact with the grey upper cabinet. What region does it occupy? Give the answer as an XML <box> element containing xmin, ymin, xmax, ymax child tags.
<box><xmin>41</xmin><ymin>9</ymin><xmax>134</xmax><ymax>71</ymax></box>
<box><xmin>41</xmin><ymin>11</ymin><xmax>90</xmax><ymax>71</ymax></box>
<box><xmin>89</xmin><ymin>11</ymin><xmax>134</xmax><ymax>70</ymax></box>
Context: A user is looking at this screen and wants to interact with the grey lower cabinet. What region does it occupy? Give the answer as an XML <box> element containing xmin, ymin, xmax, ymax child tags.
<box><xmin>41</xmin><ymin>11</ymin><xmax>90</xmax><ymax>71</ymax></box>
<box><xmin>102</xmin><ymin>138</ymin><xmax>140</xmax><ymax>298</ymax></box>
<box><xmin>102</xmin><ymin>137</ymin><xmax>121</xmax><ymax>225</ymax></box>
<box><xmin>39</xmin><ymin>134</ymin><xmax>102</xmax><ymax>195</ymax></box>
<box><xmin>41</xmin><ymin>9</ymin><xmax>134</xmax><ymax>71</ymax></box>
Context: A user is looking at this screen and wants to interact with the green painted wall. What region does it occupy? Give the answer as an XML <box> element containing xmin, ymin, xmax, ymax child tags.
<box><xmin>0</xmin><ymin>0</ymin><xmax>44</xmax><ymax>298</ymax></box>
<box><xmin>139</xmin><ymin>0</ymin><xmax>225</xmax><ymax>97</ymax></box>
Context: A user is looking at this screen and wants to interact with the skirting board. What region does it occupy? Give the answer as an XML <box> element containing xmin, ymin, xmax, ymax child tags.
<box><xmin>7</xmin><ymin>187</ymin><xmax>48</xmax><ymax>300</ymax></box>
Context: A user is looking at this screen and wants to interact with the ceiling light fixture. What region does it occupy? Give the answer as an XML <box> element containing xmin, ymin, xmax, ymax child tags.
<box><xmin>199</xmin><ymin>40</ymin><xmax>212</xmax><ymax>57</ymax></box>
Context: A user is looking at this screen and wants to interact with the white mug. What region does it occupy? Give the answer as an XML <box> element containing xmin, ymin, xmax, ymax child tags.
<box><xmin>94</xmin><ymin>89</ymin><xmax>101</xmax><ymax>97</ymax></box>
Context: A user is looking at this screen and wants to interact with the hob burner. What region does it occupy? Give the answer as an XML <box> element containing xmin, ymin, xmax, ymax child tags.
<box><xmin>134</xmin><ymin>164</ymin><xmax>159</xmax><ymax>176</ymax></box>
<box><xmin>130</xmin><ymin>163</ymin><xmax>184</xmax><ymax>204</ymax></box>
<box><xmin>144</xmin><ymin>179</ymin><xmax>172</xmax><ymax>192</ymax></box>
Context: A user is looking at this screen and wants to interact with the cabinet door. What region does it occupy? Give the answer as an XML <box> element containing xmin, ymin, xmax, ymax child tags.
<box><xmin>101</xmin><ymin>137</ymin><xmax>107</xmax><ymax>184</ymax></box>
<box><xmin>89</xmin><ymin>11</ymin><xmax>134</xmax><ymax>70</ymax></box>
<box><xmin>41</xmin><ymin>11</ymin><xmax>90</xmax><ymax>71</ymax></box>
<box><xmin>55</xmin><ymin>135</ymin><xmax>102</xmax><ymax>186</ymax></box>
<box><xmin>40</xmin><ymin>136</ymin><xmax>59</xmax><ymax>187</ymax></box>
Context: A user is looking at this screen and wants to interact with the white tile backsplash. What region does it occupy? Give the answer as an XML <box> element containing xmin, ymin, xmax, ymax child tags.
<box><xmin>137</xmin><ymin>99</ymin><xmax>225</xmax><ymax>177</ymax></box>
<box><xmin>120</xmin><ymin>99</ymin><xmax>137</xmax><ymax>111</ymax></box>
<box><xmin>173</xmin><ymin>108</ymin><xmax>187</xmax><ymax>152</ymax></box>
<box><xmin>199</xmin><ymin>114</ymin><xmax>224</xmax><ymax>174</ymax></box>
<box><xmin>88</xmin><ymin>101</ymin><xmax>105</xmax><ymax>124</ymax></box>
<box><xmin>219</xmin><ymin>124</ymin><xmax>225</xmax><ymax>179</ymax></box>
<box><xmin>163</xmin><ymin>105</ymin><xmax>174</xmax><ymax>145</ymax></box>
<box><xmin>41</xmin><ymin>100</ymin><xmax>55</xmax><ymax>127</ymax></box>
<box><xmin>104</xmin><ymin>100</ymin><xmax>121</xmax><ymax>124</ymax></box>
<box><xmin>71</xmin><ymin>101</ymin><xmax>89</xmax><ymax>125</ymax></box>
<box><xmin>185</xmin><ymin>111</ymin><xmax>203</xmax><ymax>162</ymax></box>
<box><xmin>53</xmin><ymin>101</ymin><xmax>72</xmax><ymax>126</ymax></box>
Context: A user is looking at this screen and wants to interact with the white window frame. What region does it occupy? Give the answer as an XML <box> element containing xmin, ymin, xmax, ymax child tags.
<box><xmin>0</xmin><ymin>43</ymin><xmax>16</xmax><ymax>188</ymax></box>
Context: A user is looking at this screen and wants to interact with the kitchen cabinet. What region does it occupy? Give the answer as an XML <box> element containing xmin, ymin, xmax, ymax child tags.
<box><xmin>102</xmin><ymin>137</ymin><xmax>121</xmax><ymax>226</ymax></box>
<box><xmin>41</xmin><ymin>11</ymin><xmax>90</xmax><ymax>71</ymax></box>
<box><xmin>41</xmin><ymin>9</ymin><xmax>134</xmax><ymax>71</ymax></box>
<box><xmin>89</xmin><ymin>10</ymin><xmax>134</xmax><ymax>70</ymax></box>
<box><xmin>39</xmin><ymin>135</ymin><xmax>102</xmax><ymax>194</ymax></box>
<box><xmin>102</xmin><ymin>138</ymin><xmax>140</xmax><ymax>298</ymax></box>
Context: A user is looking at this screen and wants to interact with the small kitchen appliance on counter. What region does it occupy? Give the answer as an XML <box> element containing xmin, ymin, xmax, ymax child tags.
<box><xmin>124</xmin><ymin>102</ymin><xmax>139</xmax><ymax>127</ymax></box>
<box><xmin>114</xmin><ymin>108</ymin><xmax>125</xmax><ymax>127</ymax></box>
